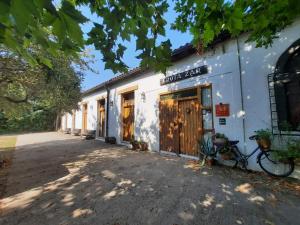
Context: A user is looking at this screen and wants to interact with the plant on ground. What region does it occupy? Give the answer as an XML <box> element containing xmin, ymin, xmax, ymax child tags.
<box><xmin>274</xmin><ymin>139</ymin><xmax>300</xmax><ymax>160</ymax></box>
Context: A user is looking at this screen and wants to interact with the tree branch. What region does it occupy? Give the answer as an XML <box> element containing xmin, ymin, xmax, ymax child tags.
<box><xmin>1</xmin><ymin>94</ymin><xmax>28</xmax><ymax>103</ymax></box>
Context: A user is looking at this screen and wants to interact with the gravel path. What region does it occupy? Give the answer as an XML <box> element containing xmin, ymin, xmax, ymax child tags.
<box><xmin>0</xmin><ymin>132</ymin><xmax>299</xmax><ymax>225</ymax></box>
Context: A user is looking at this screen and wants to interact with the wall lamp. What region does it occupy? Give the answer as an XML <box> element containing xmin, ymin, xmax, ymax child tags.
<box><xmin>109</xmin><ymin>100</ymin><xmax>114</xmax><ymax>107</ymax></box>
<box><xmin>141</xmin><ymin>92</ymin><xmax>146</xmax><ymax>102</ymax></box>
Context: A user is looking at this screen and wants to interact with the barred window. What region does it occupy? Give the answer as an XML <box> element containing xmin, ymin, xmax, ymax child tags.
<box><xmin>274</xmin><ymin>43</ymin><xmax>300</xmax><ymax>131</ymax></box>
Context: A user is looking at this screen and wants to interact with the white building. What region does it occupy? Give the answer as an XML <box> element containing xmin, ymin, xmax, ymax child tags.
<box><xmin>63</xmin><ymin>20</ymin><xmax>300</xmax><ymax>172</ymax></box>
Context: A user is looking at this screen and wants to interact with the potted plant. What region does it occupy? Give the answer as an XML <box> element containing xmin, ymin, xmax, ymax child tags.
<box><xmin>213</xmin><ymin>133</ymin><xmax>228</xmax><ymax>146</ymax></box>
<box><xmin>198</xmin><ymin>136</ymin><xmax>215</xmax><ymax>166</ymax></box>
<box><xmin>255</xmin><ymin>129</ymin><xmax>272</xmax><ymax>150</ymax></box>
<box><xmin>130</xmin><ymin>138</ymin><xmax>139</xmax><ymax>150</ymax></box>
<box><xmin>139</xmin><ymin>141</ymin><xmax>148</xmax><ymax>151</ymax></box>
<box><xmin>206</xmin><ymin>155</ymin><xmax>215</xmax><ymax>166</ymax></box>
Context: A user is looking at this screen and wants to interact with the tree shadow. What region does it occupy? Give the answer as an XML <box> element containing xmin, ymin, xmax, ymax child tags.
<box><xmin>0</xmin><ymin>132</ymin><xmax>299</xmax><ymax>225</ymax></box>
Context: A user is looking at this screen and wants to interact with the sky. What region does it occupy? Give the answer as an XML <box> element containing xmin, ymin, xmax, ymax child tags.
<box><xmin>79</xmin><ymin>1</ymin><xmax>192</xmax><ymax>91</ymax></box>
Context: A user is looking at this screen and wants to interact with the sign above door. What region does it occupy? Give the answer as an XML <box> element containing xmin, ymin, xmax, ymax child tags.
<box><xmin>160</xmin><ymin>65</ymin><xmax>208</xmax><ymax>85</ymax></box>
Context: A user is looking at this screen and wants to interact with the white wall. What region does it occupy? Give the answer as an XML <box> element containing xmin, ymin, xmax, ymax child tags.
<box><xmin>240</xmin><ymin>20</ymin><xmax>300</xmax><ymax>169</ymax></box>
<box><xmin>106</xmin><ymin>38</ymin><xmax>245</xmax><ymax>152</ymax></box>
<box><xmin>64</xmin><ymin>19</ymin><xmax>300</xmax><ymax>172</ymax></box>
<box><xmin>80</xmin><ymin>90</ymin><xmax>107</xmax><ymax>135</ymax></box>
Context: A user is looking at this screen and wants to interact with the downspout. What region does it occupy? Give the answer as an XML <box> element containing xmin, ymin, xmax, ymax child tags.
<box><xmin>236</xmin><ymin>37</ymin><xmax>246</xmax><ymax>152</ymax></box>
<box><xmin>105</xmin><ymin>85</ymin><xmax>110</xmax><ymax>137</ymax></box>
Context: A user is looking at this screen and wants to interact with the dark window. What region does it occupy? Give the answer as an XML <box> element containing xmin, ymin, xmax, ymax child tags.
<box><xmin>274</xmin><ymin>45</ymin><xmax>300</xmax><ymax>131</ymax></box>
<box><xmin>160</xmin><ymin>88</ymin><xmax>197</xmax><ymax>100</ymax></box>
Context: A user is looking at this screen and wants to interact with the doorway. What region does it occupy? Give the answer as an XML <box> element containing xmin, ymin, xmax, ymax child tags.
<box><xmin>82</xmin><ymin>103</ymin><xmax>88</xmax><ymax>132</ymax></box>
<box><xmin>98</xmin><ymin>99</ymin><xmax>106</xmax><ymax>137</ymax></box>
<box><xmin>72</xmin><ymin>110</ymin><xmax>76</xmax><ymax>131</ymax></box>
<box><xmin>159</xmin><ymin>86</ymin><xmax>212</xmax><ymax>156</ymax></box>
<box><xmin>122</xmin><ymin>92</ymin><xmax>135</xmax><ymax>142</ymax></box>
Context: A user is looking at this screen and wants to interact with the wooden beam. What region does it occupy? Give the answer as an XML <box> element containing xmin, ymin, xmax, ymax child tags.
<box><xmin>117</xmin><ymin>85</ymin><xmax>138</xmax><ymax>95</ymax></box>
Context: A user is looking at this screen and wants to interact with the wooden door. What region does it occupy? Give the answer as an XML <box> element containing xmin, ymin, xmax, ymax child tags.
<box><xmin>82</xmin><ymin>104</ymin><xmax>88</xmax><ymax>131</ymax></box>
<box><xmin>64</xmin><ymin>114</ymin><xmax>68</xmax><ymax>130</ymax></box>
<box><xmin>159</xmin><ymin>99</ymin><xmax>179</xmax><ymax>153</ymax></box>
<box><xmin>98</xmin><ymin>100</ymin><xmax>105</xmax><ymax>137</ymax></box>
<box><xmin>122</xmin><ymin>93</ymin><xmax>134</xmax><ymax>141</ymax></box>
<box><xmin>178</xmin><ymin>99</ymin><xmax>201</xmax><ymax>156</ymax></box>
<box><xmin>72</xmin><ymin>110</ymin><xmax>76</xmax><ymax>130</ymax></box>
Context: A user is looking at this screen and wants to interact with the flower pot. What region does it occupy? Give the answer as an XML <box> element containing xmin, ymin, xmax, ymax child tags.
<box><xmin>206</xmin><ymin>157</ymin><xmax>214</xmax><ymax>167</ymax></box>
<box><xmin>221</xmin><ymin>153</ymin><xmax>233</xmax><ymax>160</ymax></box>
<box><xmin>213</xmin><ymin>138</ymin><xmax>228</xmax><ymax>147</ymax></box>
<box><xmin>139</xmin><ymin>142</ymin><xmax>148</xmax><ymax>151</ymax></box>
<box><xmin>131</xmin><ymin>142</ymin><xmax>139</xmax><ymax>150</ymax></box>
<box><xmin>256</xmin><ymin>138</ymin><xmax>271</xmax><ymax>150</ymax></box>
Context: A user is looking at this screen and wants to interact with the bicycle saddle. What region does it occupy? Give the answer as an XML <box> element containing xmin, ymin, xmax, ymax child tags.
<box><xmin>229</xmin><ymin>140</ymin><xmax>239</xmax><ymax>145</ymax></box>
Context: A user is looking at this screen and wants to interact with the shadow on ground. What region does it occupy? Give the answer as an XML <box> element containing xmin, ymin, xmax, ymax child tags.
<box><xmin>0</xmin><ymin>132</ymin><xmax>299</xmax><ymax>225</ymax></box>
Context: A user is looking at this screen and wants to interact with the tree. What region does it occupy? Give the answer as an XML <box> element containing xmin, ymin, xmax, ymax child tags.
<box><xmin>1</xmin><ymin>0</ymin><xmax>299</xmax><ymax>73</ymax></box>
<box><xmin>0</xmin><ymin>47</ymin><xmax>83</xmax><ymax>131</ymax></box>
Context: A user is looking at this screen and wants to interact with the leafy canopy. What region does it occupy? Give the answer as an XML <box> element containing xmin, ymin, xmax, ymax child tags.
<box><xmin>1</xmin><ymin>0</ymin><xmax>300</xmax><ymax>74</ymax></box>
<box><xmin>0</xmin><ymin>47</ymin><xmax>83</xmax><ymax>117</ymax></box>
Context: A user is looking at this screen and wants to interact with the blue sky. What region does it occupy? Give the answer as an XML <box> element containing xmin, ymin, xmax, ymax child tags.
<box><xmin>79</xmin><ymin>1</ymin><xmax>192</xmax><ymax>90</ymax></box>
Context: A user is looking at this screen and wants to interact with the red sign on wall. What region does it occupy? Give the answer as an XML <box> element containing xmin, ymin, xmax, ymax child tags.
<box><xmin>215</xmin><ymin>104</ymin><xmax>230</xmax><ymax>117</ymax></box>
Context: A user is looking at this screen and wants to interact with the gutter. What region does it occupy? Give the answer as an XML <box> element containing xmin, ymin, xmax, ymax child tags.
<box><xmin>236</xmin><ymin>37</ymin><xmax>246</xmax><ymax>151</ymax></box>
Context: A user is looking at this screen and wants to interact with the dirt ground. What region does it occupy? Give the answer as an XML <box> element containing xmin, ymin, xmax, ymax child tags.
<box><xmin>0</xmin><ymin>132</ymin><xmax>299</xmax><ymax>225</ymax></box>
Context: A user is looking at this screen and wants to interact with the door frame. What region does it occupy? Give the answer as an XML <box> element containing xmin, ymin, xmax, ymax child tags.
<box><xmin>159</xmin><ymin>84</ymin><xmax>213</xmax><ymax>155</ymax></box>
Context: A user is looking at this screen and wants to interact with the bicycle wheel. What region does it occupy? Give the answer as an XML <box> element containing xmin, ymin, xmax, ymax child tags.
<box><xmin>258</xmin><ymin>150</ymin><xmax>294</xmax><ymax>177</ymax></box>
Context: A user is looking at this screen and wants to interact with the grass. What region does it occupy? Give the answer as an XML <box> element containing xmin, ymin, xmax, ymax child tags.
<box><xmin>0</xmin><ymin>136</ymin><xmax>17</xmax><ymax>151</ymax></box>
<box><xmin>0</xmin><ymin>136</ymin><xmax>16</xmax><ymax>198</ymax></box>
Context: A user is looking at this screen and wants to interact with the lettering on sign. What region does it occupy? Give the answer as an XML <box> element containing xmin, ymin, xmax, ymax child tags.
<box><xmin>215</xmin><ymin>104</ymin><xmax>230</xmax><ymax>117</ymax></box>
<box><xmin>160</xmin><ymin>65</ymin><xmax>208</xmax><ymax>85</ymax></box>
<box><xmin>219</xmin><ymin>118</ymin><xmax>226</xmax><ymax>125</ymax></box>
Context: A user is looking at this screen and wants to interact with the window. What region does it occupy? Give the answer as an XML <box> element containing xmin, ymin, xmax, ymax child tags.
<box><xmin>160</xmin><ymin>88</ymin><xmax>197</xmax><ymax>100</ymax></box>
<box><xmin>274</xmin><ymin>42</ymin><xmax>300</xmax><ymax>132</ymax></box>
<box><xmin>275</xmin><ymin>78</ymin><xmax>300</xmax><ymax>131</ymax></box>
<box><xmin>200</xmin><ymin>86</ymin><xmax>213</xmax><ymax>132</ymax></box>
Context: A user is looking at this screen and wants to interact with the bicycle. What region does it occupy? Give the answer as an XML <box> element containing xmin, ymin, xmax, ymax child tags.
<box><xmin>199</xmin><ymin>135</ymin><xmax>295</xmax><ymax>177</ymax></box>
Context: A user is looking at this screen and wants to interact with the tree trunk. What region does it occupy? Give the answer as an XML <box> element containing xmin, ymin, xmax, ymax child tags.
<box><xmin>55</xmin><ymin>113</ymin><xmax>61</xmax><ymax>131</ymax></box>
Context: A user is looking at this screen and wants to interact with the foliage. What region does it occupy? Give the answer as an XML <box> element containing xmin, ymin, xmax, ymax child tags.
<box><xmin>0</xmin><ymin>47</ymin><xmax>83</xmax><ymax>132</ymax></box>
<box><xmin>214</xmin><ymin>133</ymin><xmax>228</xmax><ymax>140</ymax></box>
<box><xmin>1</xmin><ymin>0</ymin><xmax>299</xmax><ymax>73</ymax></box>
<box><xmin>198</xmin><ymin>136</ymin><xmax>214</xmax><ymax>156</ymax></box>
<box><xmin>0</xmin><ymin>108</ymin><xmax>56</xmax><ymax>133</ymax></box>
<box><xmin>255</xmin><ymin>129</ymin><xmax>272</xmax><ymax>141</ymax></box>
<box><xmin>172</xmin><ymin>0</ymin><xmax>300</xmax><ymax>48</ymax></box>
<box><xmin>274</xmin><ymin>139</ymin><xmax>300</xmax><ymax>160</ymax></box>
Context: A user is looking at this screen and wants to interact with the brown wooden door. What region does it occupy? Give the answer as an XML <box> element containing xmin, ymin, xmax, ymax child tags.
<box><xmin>72</xmin><ymin>111</ymin><xmax>76</xmax><ymax>130</ymax></box>
<box><xmin>122</xmin><ymin>93</ymin><xmax>134</xmax><ymax>141</ymax></box>
<box><xmin>98</xmin><ymin>101</ymin><xmax>105</xmax><ymax>137</ymax></box>
<box><xmin>82</xmin><ymin>104</ymin><xmax>88</xmax><ymax>131</ymax></box>
<box><xmin>159</xmin><ymin>99</ymin><xmax>179</xmax><ymax>153</ymax></box>
<box><xmin>178</xmin><ymin>99</ymin><xmax>201</xmax><ymax>156</ymax></box>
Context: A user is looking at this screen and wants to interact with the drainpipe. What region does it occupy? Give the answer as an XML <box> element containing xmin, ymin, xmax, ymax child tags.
<box><xmin>236</xmin><ymin>37</ymin><xmax>246</xmax><ymax>152</ymax></box>
<box><xmin>105</xmin><ymin>85</ymin><xmax>110</xmax><ymax>137</ymax></box>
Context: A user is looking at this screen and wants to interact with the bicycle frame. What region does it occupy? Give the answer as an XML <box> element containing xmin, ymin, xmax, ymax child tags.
<box><xmin>237</xmin><ymin>146</ymin><xmax>261</xmax><ymax>161</ymax></box>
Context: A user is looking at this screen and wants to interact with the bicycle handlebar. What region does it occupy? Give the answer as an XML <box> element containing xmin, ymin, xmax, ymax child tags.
<box><xmin>249</xmin><ymin>135</ymin><xmax>258</xmax><ymax>140</ymax></box>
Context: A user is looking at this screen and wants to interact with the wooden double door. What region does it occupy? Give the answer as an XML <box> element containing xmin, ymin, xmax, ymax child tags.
<box><xmin>98</xmin><ymin>100</ymin><xmax>106</xmax><ymax>137</ymax></box>
<box><xmin>122</xmin><ymin>92</ymin><xmax>135</xmax><ymax>141</ymax></box>
<box><xmin>82</xmin><ymin>104</ymin><xmax>88</xmax><ymax>131</ymax></box>
<box><xmin>159</xmin><ymin>98</ymin><xmax>202</xmax><ymax>156</ymax></box>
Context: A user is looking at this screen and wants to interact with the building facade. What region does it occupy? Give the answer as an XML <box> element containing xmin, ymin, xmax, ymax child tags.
<box><xmin>63</xmin><ymin>20</ymin><xmax>300</xmax><ymax>172</ymax></box>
